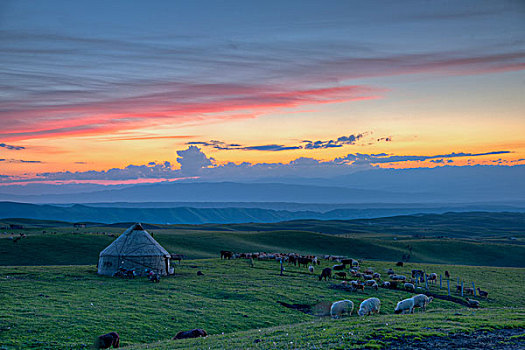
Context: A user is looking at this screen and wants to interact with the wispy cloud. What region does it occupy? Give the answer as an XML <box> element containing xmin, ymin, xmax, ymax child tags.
<box><xmin>0</xmin><ymin>159</ymin><xmax>41</xmax><ymax>163</ymax></box>
<box><xmin>335</xmin><ymin>151</ymin><xmax>512</xmax><ymax>165</ymax></box>
<box><xmin>0</xmin><ymin>143</ymin><xmax>25</xmax><ymax>150</ymax></box>
<box><xmin>188</xmin><ymin>133</ymin><xmax>371</xmax><ymax>152</ymax></box>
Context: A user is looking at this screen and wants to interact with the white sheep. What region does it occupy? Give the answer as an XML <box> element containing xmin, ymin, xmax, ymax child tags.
<box><xmin>330</xmin><ymin>300</ymin><xmax>354</xmax><ymax>318</ymax></box>
<box><xmin>395</xmin><ymin>298</ymin><xmax>415</xmax><ymax>314</ymax></box>
<box><xmin>358</xmin><ymin>297</ymin><xmax>381</xmax><ymax>316</ymax></box>
<box><xmin>308</xmin><ymin>265</ymin><xmax>314</xmax><ymax>273</ymax></box>
<box><xmin>365</xmin><ymin>280</ymin><xmax>378</xmax><ymax>290</ymax></box>
<box><xmin>391</xmin><ymin>275</ymin><xmax>407</xmax><ymax>281</ymax></box>
<box><xmin>411</xmin><ymin>294</ymin><xmax>433</xmax><ymax>311</ymax></box>
<box><xmin>404</xmin><ymin>283</ymin><xmax>415</xmax><ymax>292</ymax></box>
<box><xmin>373</xmin><ymin>272</ymin><xmax>381</xmax><ymax>279</ymax></box>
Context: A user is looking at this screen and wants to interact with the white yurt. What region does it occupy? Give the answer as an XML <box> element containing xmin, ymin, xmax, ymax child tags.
<box><xmin>98</xmin><ymin>223</ymin><xmax>172</xmax><ymax>276</ymax></box>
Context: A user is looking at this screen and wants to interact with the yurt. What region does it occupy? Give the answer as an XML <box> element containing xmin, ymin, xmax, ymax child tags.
<box><xmin>98</xmin><ymin>223</ymin><xmax>172</xmax><ymax>276</ymax></box>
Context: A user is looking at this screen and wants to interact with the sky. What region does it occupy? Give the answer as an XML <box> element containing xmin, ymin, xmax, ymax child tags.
<box><xmin>0</xmin><ymin>1</ymin><xmax>524</xmax><ymax>185</ymax></box>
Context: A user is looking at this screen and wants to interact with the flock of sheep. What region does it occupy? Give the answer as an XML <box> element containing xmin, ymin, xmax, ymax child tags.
<box><xmin>228</xmin><ymin>251</ymin><xmax>486</xmax><ymax>313</ymax></box>
<box><xmin>330</xmin><ymin>293</ymin><xmax>434</xmax><ymax>319</ymax></box>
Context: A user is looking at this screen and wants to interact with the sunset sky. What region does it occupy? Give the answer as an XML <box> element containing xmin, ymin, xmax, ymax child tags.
<box><xmin>1</xmin><ymin>1</ymin><xmax>524</xmax><ymax>184</ymax></box>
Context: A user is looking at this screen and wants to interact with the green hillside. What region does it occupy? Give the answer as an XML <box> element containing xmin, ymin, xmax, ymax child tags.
<box><xmin>0</xmin><ymin>260</ymin><xmax>523</xmax><ymax>349</ymax></box>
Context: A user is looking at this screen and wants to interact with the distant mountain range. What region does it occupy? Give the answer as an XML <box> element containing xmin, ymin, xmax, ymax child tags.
<box><xmin>1</xmin><ymin>165</ymin><xmax>523</xmax><ymax>204</ymax></box>
<box><xmin>1</xmin><ymin>201</ymin><xmax>524</xmax><ymax>224</ymax></box>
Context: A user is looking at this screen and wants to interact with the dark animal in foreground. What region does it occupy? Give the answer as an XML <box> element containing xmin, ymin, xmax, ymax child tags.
<box><xmin>220</xmin><ymin>250</ymin><xmax>234</xmax><ymax>259</ymax></box>
<box><xmin>96</xmin><ymin>332</ymin><xmax>120</xmax><ymax>349</ymax></box>
<box><xmin>319</xmin><ymin>267</ymin><xmax>332</xmax><ymax>281</ymax></box>
<box><xmin>173</xmin><ymin>329</ymin><xmax>208</xmax><ymax>340</ymax></box>
<box><xmin>396</xmin><ymin>261</ymin><xmax>404</xmax><ymax>267</ymax></box>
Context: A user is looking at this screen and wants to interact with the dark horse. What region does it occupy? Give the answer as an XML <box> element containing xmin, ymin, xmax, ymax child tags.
<box><xmin>96</xmin><ymin>332</ymin><xmax>120</xmax><ymax>349</ymax></box>
<box><xmin>220</xmin><ymin>250</ymin><xmax>234</xmax><ymax>259</ymax></box>
<box><xmin>297</xmin><ymin>257</ymin><xmax>312</xmax><ymax>267</ymax></box>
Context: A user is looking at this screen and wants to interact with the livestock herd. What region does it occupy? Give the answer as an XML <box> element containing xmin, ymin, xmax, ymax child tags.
<box><xmin>222</xmin><ymin>250</ymin><xmax>487</xmax><ymax>320</ymax></box>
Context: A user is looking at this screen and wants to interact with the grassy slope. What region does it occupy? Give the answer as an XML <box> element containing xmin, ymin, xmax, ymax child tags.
<box><xmin>1</xmin><ymin>227</ymin><xmax>525</xmax><ymax>267</ymax></box>
<box><xmin>0</xmin><ymin>260</ymin><xmax>523</xmax><ymax>349</ymax></box>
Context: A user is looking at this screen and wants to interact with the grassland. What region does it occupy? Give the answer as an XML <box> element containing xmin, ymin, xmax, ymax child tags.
<box><xmin>1</xmin><ymin>259</ymin><xmax>524</xmax><ymax>349</ymax></box>
<box><xmin>1</xmin><ymin>214</ymin><xmax>524</xmax><ymax>349</ymax></box>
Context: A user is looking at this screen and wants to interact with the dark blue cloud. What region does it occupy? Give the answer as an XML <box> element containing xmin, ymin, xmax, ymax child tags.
<box><xmin>0</xmin><ymin>143</ymin><xmax>25</xmax><ymax>150</ymax></box>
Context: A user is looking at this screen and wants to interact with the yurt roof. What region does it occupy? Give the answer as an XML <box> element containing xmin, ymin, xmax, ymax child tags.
<box><xmin>99</xmin><ymin>223</ymin><xmax>170</xmax><ymax>257</ymax></box>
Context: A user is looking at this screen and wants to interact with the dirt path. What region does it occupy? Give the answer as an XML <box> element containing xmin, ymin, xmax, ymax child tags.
<box><xmin>386</xmin><ymin>328</ymin><xmax>524</xmax><ymax>349</ymax></box>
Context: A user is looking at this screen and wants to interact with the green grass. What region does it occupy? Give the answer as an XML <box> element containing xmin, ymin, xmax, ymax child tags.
<box><xmin>1</xmin><ymin>260</ymin><xmax>523</xmax><ymax>349</ymax></box>
<box><xmin>2</xmin><ymin>228</ymin><xmax>525</xmax><ymax>267</ymax></box>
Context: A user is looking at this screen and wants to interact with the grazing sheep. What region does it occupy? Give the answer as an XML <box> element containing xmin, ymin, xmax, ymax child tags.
<box><xmin>372</xmin><ymin>272</ymin><xmax>381</xmax><ymax>280</ymax></box>
<box><xmin>364</xmin><ymin>268</ymin><xmax>374</xmax><ymax>275</ymax></box>
<box><xmin>387</xmin><ymin>268</ymin><xmax>395</xmax><ymax>275</ymax></box>
<box><xmin>319</xmin><ymin>267</ymin><xmax>332</xmax><ymax>281</ymax></box>
<box><xmin>95</xmin><ymin>332</ymin><xmax>120</xmax><ymax>349</ymax></box>
<box><xmin>358</xmin><ymin>297</ymin><xmax>381</xmax><ymax>316</ymax></box>
<box><xmin>173</xmin><ymin>329</ymin><xmax>208</xmax><ymax>340</ymax></box>
<box><xmin>365</xmin><ymin>280</ymin><xmax>378</xmax><ymax>290</ymax></box>
<box><xmin>308</xmin><ymin>265</ymin><xmax>314</xmax><ymax>273</ymax></box>
<box><xmin>335</xmin><ymin>272</ymin><xmax>347</xmax><ymax>279</ymax></box>
<box><xmin>394</xmin><ymin>298</ymin><xmax>415</xmax><ymax>314</ymax></box>
<box><xmin>330</xmin><ymin>300</ymin><xmax>354</xmax><ymax>318</ymax></box>
<box><xmin>404</xmin><ymin>283</ymin><xmax>415</xmax><ymax>292</ymax></box>
<box><xmin>411</xmin><ymin>269</ymin><xmax>425</xmax><ymax>278</ymax></box>
<box><xmin>351</xmin><ymin>281</ymin><xmax>365</xmax><ymax>292</ymax></box>
<box><xmin>363</xmin><ymin>274</ymin><xmax>373</xmax><ymax>280</ymax></box>
<box><xmin>477</xmin><ymin>288</ymin><xmax>488</xmax><ymax>298</ymax></box>
<box><xmin>391</xmin><ymin>275</ymin><xmax>407</xmax><ymax>281</ymax></box>
<box><xmin>382</xmin><ymin>281</ymin><xmax>391</xmax><ymax>288</ymax></box>
<box><xmin>466</xmin><ymin>298</ymin><xmax>480</xmax><ymax>308</ymax></box>
<box><xmin>464</xmin><ymin>287</ymin><xmax>474</xmax><ymax>295</ymax></box>
<box><xmin>411</xmin><ymin>294</ymin><xmax>433</xmax><ymax>311</ymax></box>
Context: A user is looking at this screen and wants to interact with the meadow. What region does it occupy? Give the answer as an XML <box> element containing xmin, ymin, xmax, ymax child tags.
<box><xmin>0</xmin><ymin>214</ymin><xmax>524</xmax><ymax>349</ymax></box>
<box><xmin>1</xmin><ymin>259</ymin><xmax>524</xmax><ymax>349</ymax></box>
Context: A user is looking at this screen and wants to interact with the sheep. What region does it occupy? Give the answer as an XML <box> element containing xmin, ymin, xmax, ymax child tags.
<box><xmin>332</xmin><ymin>264</ymin><xmax>345</xmax><ymax>271</ymax></box>
<box><xmin>466</xmin><ymin>298</ymin><xmax>480</xmax><ymax>308</ymax></box>
<box><xmin>464</xmin><ymin>287</ymin><xmax>474</xmax><ymax>295</ymax></box>
<box><xmin>477</xmin><ymin>288</ymin><xmax>488</xmax><ymax>298</ymax></box>
<box><xmin>382</xmin><ymin>281</ymin><xmax>391</xmax><ymax>288</ymax></box>
<box><xmin>363</xmin><ymin>274</ymin><xmax>373</xmax><ymax>280</ymax></box>
<box><xmin>330</xmin><ymin>300</ymin><xmax>354</xmax><ymax>318</ymax></box>
<box><xmin>308</xmin><ymin>265</ymin><xmax>314</xmax><ymax>273</ymax></box>
<box><xmin>358</xmin><ymin>297</ymin><xmax>381</xmax><ymax>316</ymax></box>
<box><xmin>319</xmin><ymin>267</ymin><xmax>332</xmax><ymax>281</ymax></box>
<box><xmin>95</xmin><ymin>332</ymin><xmax>120</xmax><ymax>349</ymax></box>
<box><xmin>366</xmin><ymin>280</ymin><xmax>378</xmax><ymax>290</ymax></box>
<box><xmin>364</xmin><ymin>268</ymin><xmax>374</xmax><ymax>275</ymax></box>
<box><xmin>404</xmin><ymin>283</ymin><xmax>415</xmax><ymax>292</ymax></box>
<box><xmin>394</xmin><ymin>298</ymin><xmax>415</xmax><ymax>314</ymax></box>
<box><xmin>387</xmin><ymin>268</ymin><xmax>395</xmax><ymax>275</ymax></box>
<box><xmin>411</xmin><ymin>294</ymin><xmax>433</xmax><ymax>311</ymax></box>
<box><xmin>390</xmin><ymin>275</ymin><xmax>407</xmax><ymax>281</ymax></box>
<box><xmin>372</xmin><ymin>272</ymin><xmax>381</xmax><ymax>280</ymax></box>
